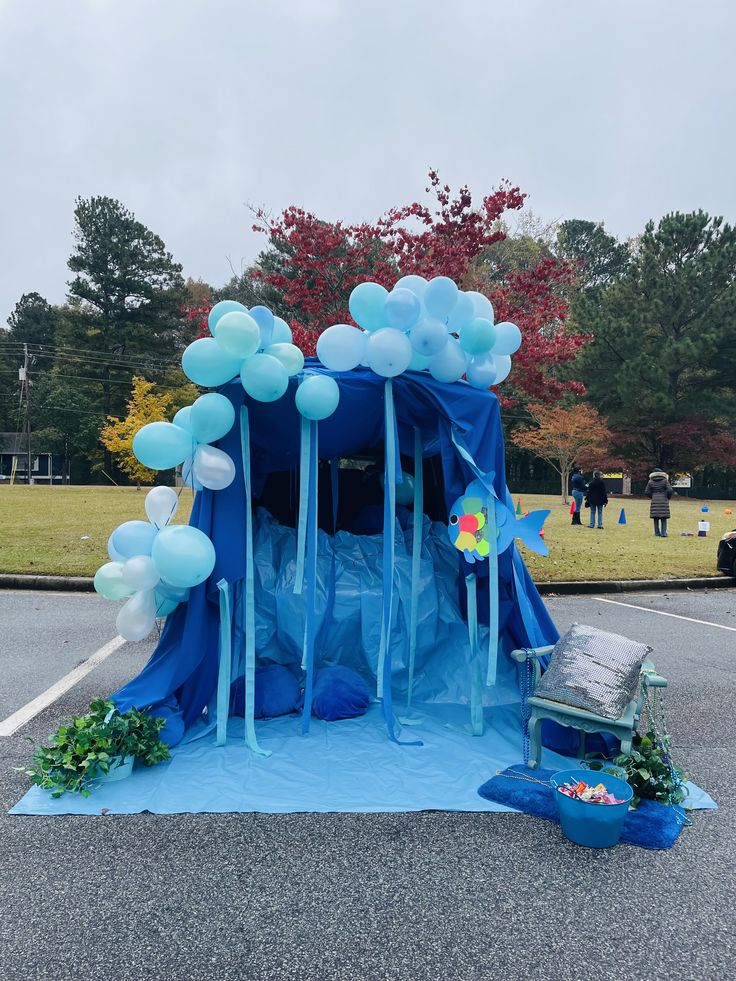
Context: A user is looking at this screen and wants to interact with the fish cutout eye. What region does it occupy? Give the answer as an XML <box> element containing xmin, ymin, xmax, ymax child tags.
<box><xmin>450</xmin><ymin>514</ymin><xmax>459</xmax><ymax>525</ymax></box>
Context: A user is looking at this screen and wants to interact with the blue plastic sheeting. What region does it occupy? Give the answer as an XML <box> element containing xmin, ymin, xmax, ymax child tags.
<box><xmin>112</xmin><ymin>366</ymin><xmax>558</xmax><ymax>730</ymax></box>
<box><xmin>9</xmin><ymin>703</ymin><xmax>716</xmax><ymax>816</ymax></box>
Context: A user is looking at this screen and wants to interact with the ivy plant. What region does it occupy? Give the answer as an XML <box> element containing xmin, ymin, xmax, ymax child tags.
<box><xmin>20</xmin><ymin>699</ymin><xmax>170</xmax><ymax>798</ymax></box>
<box><xmin>613</xmin><ymin>730</ymin><xmax>688</xmax><ymax>808</ymax></box>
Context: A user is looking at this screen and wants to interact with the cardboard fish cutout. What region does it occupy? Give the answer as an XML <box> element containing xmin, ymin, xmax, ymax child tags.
<box><xmin>448</xmin><ymin>477</ymin><xmax>549</xmax><ymax>561</ymax></box>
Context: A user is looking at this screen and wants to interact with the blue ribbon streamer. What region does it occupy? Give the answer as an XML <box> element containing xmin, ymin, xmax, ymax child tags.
<box><xmin>215</xmin><ymin>578</ymin><xmax>232</xmax><ymax>747</ymax></box>
<box><xmin>240</xmin><ymin>406</ymin><xmax>271</xmax><ymax>758</ymax></box>
<box><xmin>485</xmin><ymin>499</ymin><xmax>499</xmax><ymax>687</ymax></box>
<box><xmin>406</xmin><ymin>426</ymin><xmax>423</xmax><ymax>711</ymax></box>
<box><xmin>294</xmin><ymin>415</ymin><xmax>310</xmax><ymax>595</ymax></box>
<box><xmin>465</xmin><ymin>573</ymin><xmax>484</xmax><ymax>736</ymax></box>
<box><xmin>300</xmin><ymin>419</ymin><xmax>319</xmax><ymax>735</ymax></box>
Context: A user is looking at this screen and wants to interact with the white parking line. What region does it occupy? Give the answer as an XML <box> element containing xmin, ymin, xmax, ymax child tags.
<box><xmin>594</xmin><ymin>597</ymin><xmax>736</xmax><ymax>632</ymax></box>
<box><xmin>0</xmin><ymin>635</ymin><xmax>126</xmax><ymax>737</ymax></box>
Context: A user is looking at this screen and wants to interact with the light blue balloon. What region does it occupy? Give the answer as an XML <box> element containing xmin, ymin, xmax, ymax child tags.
<box><xmin>349</xmin><ymin>282</ymin><xmax>389</xmax><ymax>332</ymax></box>
<box><xmin>424</xmin><ymin>277</ymin><xmax>459</xmax><ymax>319</ymax></box>
<box><xmin>366</xmin><ymin>328</ymin><xmax>413</xmax><ymax>377</ymax></box>
<box><xmin>466</xmin><ymin>290</ymin><xmax>494</xmax><ymax>322</ymax></box>
<box><xmin>265</xmin><ymin>343</ymin><xmax>304</xmax><ymax>376</ymax></box>
<box><xmin>107</xmin><ymin>533</ymin><xmax>125</xmax><ymax>563</ymax></box>
<box><xmin>152</xmin><ymin>525</ymin><xmax>216</xmax><ymax>588</ymax></box>
<box><xmin>133</xmin><ymin>422</ymin><xmax>194</xmax><ymax>470</ymax></box>
<box><xmin>408</xmin><ymin>350</ymin><xmax>431</xmax><ymax>372</ymax></box>
<box><xmin>182</xmin><ymin>338</ymin><xmax>243</xmax><ymax>387</ymax></box>
<box><xmin>214</xmin><ymin>311</ymin><xmax>261</xmax><ymax>359</ymax></box>
<box><xmin>492</xmin><ymin>354</ymin><xmax>512</xmax><ymax>384</ymax></box>
<box><xmin>447</xmin><ymin>292</ymin><xmax>475</xmax><ymax>332</ymax></box>
<box><xmin>240</xmin><ymin>353</ymin><xmax>288</xmax><ymax>402</ymax></box>
<box><xmin>429</xmin><ymin>337</ymin><xmax>467</xmax><ymax>383</ymax></box>
<box><xmin>410</xmin><ymin>317</ymin><xmax>448</xmax><ymax>357</ymax></box>
<box><xmin>466</xmin><ymin>354</ymin><xmax>497</xmax><ymax>389</ymax></box>
<box><xmin>394</xmin><ymin>275</ymin><xmax>428</xmax><ymax>299</ymax></box>
<box><xmin>189</xmin><ymin>393</ymin><xmax>235</xmax><ymax>444</ymax></box>
<box><xmin>153</xmin><ymin>592</ymin><xmax>179</xmax><ymax>617</ymax></box>
<box><xmin>271</xmin><ymin>316</ymin><xmax>293</xmax><ymax>345</ymax></box>
<box><xmin>459</xmin><ymin>317</ymin><xmax>497</xmax><ymax>356</ymax></box>
<box><xmin>172</xmin><ymin>405</ymin><xmax>194</xmax><ymax>435</ymax></box>
<box><xmin>295</xmin><ymin>375</ymin><xmax>340</xmax><ymax>420</ymax></box>
<box><xmin>111</xmin><ymin>520</ymin><xmax>159</xmax><ymax>560</ymax></box>
<box><xmin>384</xmin><ymin>288</ymin><xmax>421</xmax><ymax>331</ymax></box>
<box><xmin>181</xmin><ymin>455</ymin><xmax>204</xmax><ymax>491</ymax></box>
<box><xmin>249</xmin><ymin>306</ymin><xmax>275</xmax><ymax>348</ymax></box>
<box><xmin>316</xmin><ymin>323</ymin><xmax>366</xmax><ymax>371</ymax></box>
<box><xmin>492</xmin><ymin>321</ymin><xmax>522</xmax><ymax>355</ymax></box>
<box><xmin>156</xmin><ymin>581</ymin><xmax>191</xmax><ymax>603</ymax></box>
<box><xmin>208</xmin><ymin>300</ymin><xmax>247</xmax><ymax>336</ymax></box>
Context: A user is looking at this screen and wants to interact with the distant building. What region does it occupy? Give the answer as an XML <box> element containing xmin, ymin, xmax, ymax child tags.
<box><xmin>0</xmin><ymin>433</ymin><xmax>64</xmax><ymax>484</ymax></box>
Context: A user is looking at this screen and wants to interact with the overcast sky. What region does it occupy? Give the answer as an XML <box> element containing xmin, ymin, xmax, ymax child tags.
<box><xmin>1</xmin><ymin>0</ymin><xmax>735</xmax><ymax>322</ymax></box>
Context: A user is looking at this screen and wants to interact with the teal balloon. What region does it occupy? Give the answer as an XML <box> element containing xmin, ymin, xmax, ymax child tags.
<box><xmin>182</xmin><ymin>338</ymin><xmax>243</xmax><ymax>387</ymax></box>
<box><xmin>466</xmin><ymin>290</ymin><xmax>494</xmax><ymax>322</ymax></box>
<box><xmin>492</xmin><ymin>321</ymin><xmax>522</xmax><ymax>355</ymax></box>
<box><xmin>153</xmin><ymin>592</ymin><xmax>179</xmax><ymax>617</ymax></box>
<box><xmin>133</xmin><ymin>422</ymin><xmax>193</xmax><ymax>470</ymax></box>
<box><xmin>240</xmin><ymin>353</ymin><xmax>289</xmax><ymax>402</ymax></box>
<box><xmin>384</xmin><ymin>288</ymin><xmax>421</xmax><ymax>331</ymax></box>
<box><xmin>152</xmin><ymin>525</ymin><xmax>216</xmax><ymax>588</ymax></box>
<box><xmin>349</xmin><ymin>282</ymin><xmax>388</xmax><ymax>332</ymax></box>
<box><xmin>466</xmin><ymin>354</ymin><xmax>497</xmax><ymax>389</ymax></box>
<box><xmin>408</xmin><ymin>350</ymin><xmax>431</xmax><ymax>372</ymax></box>
<box><xmin>447</xmin><ymin>292</ymin><xmax>475</xmax><ymax>332</ymax></box>
<box><xmin>295</xmin><ymin>375</ymin><xmax>340</xmax><ymax>420</ymax></box>
<box><xmin>265</xmin><ymin>342</ymin><xmax>304</xmax><ymax>376</ymax></box>
<box><xmin>271</xmin><ymin>316</ymin><xmax>293</xmax><ymax>345</ymax></box>
<box><xmin>156</xmin><ymin>581</ymin><xmax>190</xmax><ymax>603</ymax></box>
<box><xmin>189</xmin><ymin>393</ymin><xmax>235</xmax><ymax>443</ymax></box>
<box><xmin>396</xmin><ymin>473</ymin><xmax>415</xmax><ymax>506</ymax></box>
<box><xmin>94</xmin><ymin>562</ymin><xmax>135</xmax><ymax>601</ymax></box>
<box><xmin>214</xmin><ymin>311</ymin><xmax>261</xmax><ymax>359</ymax></box>
<box><xmin>410</xmin><ymin>317</ymin><xmax>448</xmax><ymax>357</ymax></box>
<box><xmin>249</xmin><ymin>306</ymin><xmax>275</xmax><ymax>348</ymax></box>
<box><xmin>111</xmin><ymin>520</ymin><xmax>158</xmax><ymax>559</ymax></box>
<box><xmin>459</xmin><ymin>317</ymin><xmax>497</xmax><ymax>355</ymax></box>
<box><xmin>424</xmin><ymin>277</ymin><xmax>459</xmax><ymax>319</ymax></box>
<box><xmin>208</xmin><ymin>300</ymin><xmax>247</xmax><ymax>336</ymax></box>
<box><xmin>394</xmin><ymin>275</ymin><xmax>428</xmax><ymax>299</ymax></box>
<box><xmin>172</xmin><ymin>405</ymin><xmax>194</xmax><ymax>435</ymax></box>
<box><xmin>429</xmin><ymin>337</ymin><xmax>467</xmax><ymax>383</ymax></box>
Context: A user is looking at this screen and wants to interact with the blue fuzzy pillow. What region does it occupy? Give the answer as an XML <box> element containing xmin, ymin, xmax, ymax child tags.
<box><xmin>230</xmin><ymin>663</ymin><xmax>301</xmax><ymax>719</ymax></box>
<box><xmin>311</xmin><ymin>666</ymin><xmax>372</xmax><ymax>721</ymax></box>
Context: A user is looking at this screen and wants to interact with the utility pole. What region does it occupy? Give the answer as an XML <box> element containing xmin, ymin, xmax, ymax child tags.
<box><xmin>19</xmin><ymin>344</ymin><xmax>32</xmax><ymax>485</ymax></box>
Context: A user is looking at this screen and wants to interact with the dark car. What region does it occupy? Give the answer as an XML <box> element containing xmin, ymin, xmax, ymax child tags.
<box><xmin>717</xmin><ymin>529</ymin><xmax>736</xmax><ymax>577</ymax></box>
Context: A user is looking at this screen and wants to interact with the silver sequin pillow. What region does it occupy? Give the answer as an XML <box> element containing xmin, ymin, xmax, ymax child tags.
<box><xmin>535</xmin><ymin>623</ymin><xmax>651</xmax><ymax>720</ymax></box>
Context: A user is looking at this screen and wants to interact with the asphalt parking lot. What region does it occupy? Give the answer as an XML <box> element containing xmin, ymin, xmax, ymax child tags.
<box><xmin>1</xmin><ymin>587</ymin><xmax>734</xmax><ymax>981</ymax></box>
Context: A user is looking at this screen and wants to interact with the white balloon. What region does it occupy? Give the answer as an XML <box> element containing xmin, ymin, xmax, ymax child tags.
<box><xmin>122</xmin><ymin>555</ymin><xmax>161</xmax><ymax>592</ymax></box>
<box><xmin>316</xmin><ymin>323</ymin><xmax>367</xmax><ymax>371</ymax></box>
<box><xmin>181</xmin><ymin>455</ymin><xmax>203</xmax><ymax>492</ymax></box>
<box><xmin>492</xmin><ymin>354</ymin><xmax>512</xmax><ymax>384</ymax></box>
<box><xmin>116</xmin><ymin>589</ymin><xmax>157</xmax><ymax>642</ymax></box>
<box><xmin>429</xmin><ymin>337</ymin><xmax>467</xmax><ymax>383</ymax></box>
<box><xmin>492</xmin><ymin>321</ymin><xmax>522</xmax><ymax>355</ymax></box>
<box><xmin>366</xmin><ymin>328</ymin><xmax>413</xmax><ymax>378</ymax></box>
<box><xmin>192</xmin><ymin>443</ymin><xmax>236</xmax><ymax>491</ymax></box>
<box><xmin>145</xmin><ymin>486</ymin><xmax>179</xmax><ymax>529</ymax></box>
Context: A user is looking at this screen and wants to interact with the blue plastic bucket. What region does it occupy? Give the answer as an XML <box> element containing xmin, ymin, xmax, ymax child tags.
<box><xmin>550</xmin><ymin>768</ymin><xmax>633</xmax><ymax>848</ymax></box>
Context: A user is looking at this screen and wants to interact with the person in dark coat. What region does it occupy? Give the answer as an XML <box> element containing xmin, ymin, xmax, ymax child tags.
<box><xmin>585</xmin><ymin>470</ymin><xmax>608</xmax><ymax>529</ymax></box>
<box><xmin>570</xmin><ymin>467</ymin><xmax>587</xmax><ymax>526</ymax></box>
<box><xmin>645</xmin><ymin>468</ymin><xmax>674</xmax><ymax>537</ymax></box>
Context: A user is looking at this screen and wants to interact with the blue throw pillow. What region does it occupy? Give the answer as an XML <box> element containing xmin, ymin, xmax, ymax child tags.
<box><xmin>311</xmin><ymin>666</ymin><xmax>371</xmax><ymax>721</ymax></box>
<box><xmin>230</xmin><ymin>663</ymin><xmax>301</xmax><ymax>719</ymax></box>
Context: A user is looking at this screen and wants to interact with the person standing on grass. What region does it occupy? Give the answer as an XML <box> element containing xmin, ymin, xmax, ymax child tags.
<box><xmin>586</xmin><ymin>470</ymin><xmax>608</xmax><ymax>529</ymax></box>
<box><xmin>645</xmin><ymin>468</ymin><xmax>673</xmax><ymax>537</ymax></box>
<box><xmin>570</xmin><ymin>466</ymin><xmax>587</xmax><ymax>526</ymax></box>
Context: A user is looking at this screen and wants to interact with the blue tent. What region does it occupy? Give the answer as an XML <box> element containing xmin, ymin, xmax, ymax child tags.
<box><xmin>113</xmin><ymin>363</ymin><xmax>557</xmax><ymax>749</ymax></box>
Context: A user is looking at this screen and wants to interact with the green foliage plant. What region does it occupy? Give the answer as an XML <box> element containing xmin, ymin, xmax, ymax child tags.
<box><xmin>20</xmin><ymin>699</ymin><xmax>170</xmax><ymax>798</ymax></box>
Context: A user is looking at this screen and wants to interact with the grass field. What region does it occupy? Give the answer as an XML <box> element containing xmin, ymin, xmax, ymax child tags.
<box><xmin>1</xmin><ymin>485</ymin><xmax>734</xmax><ymax>581</ymax></box>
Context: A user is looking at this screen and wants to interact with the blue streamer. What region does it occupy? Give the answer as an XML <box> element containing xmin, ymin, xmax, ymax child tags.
<box><xmin>294</xmin><ymin>415</ymin><xmax>310</xmax><ymax>595</ymax></box>
<box><xmin>330</xmin><ymin>457</ymin><xmax>339</xmax><ymax>533</ymax></box>
<box><xmin>465</xmin><ymin>573</ymin><xmax>484</xmax><ymax>736</ymax></box>
<box><xmin>486</xmin><ymin>498</ymin><xmax>499</xmax><ymax>687</ymax></box>
<box><xmin>406</xmin><ymin>426</ymin><xmax>423</xmax><ymax>711</ymax></box>
<box><xmin>240</xmin><ymin>406</ymin><xmax>271</xmax><ymax>758</ymax></box>
<box><xmin>215</xmin><ymin>578</ymin><xmax>232</xmax><ymax>747</ymax></box>
<box><xmin>300</xmin><ymin>420</ymin><xmax>319</xmax><ymax>735</ymax></box>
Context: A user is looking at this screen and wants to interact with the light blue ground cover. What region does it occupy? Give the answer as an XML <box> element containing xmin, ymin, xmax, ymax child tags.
<box><xmin>10</xmin><ymin>703</ymin><xmax>716</xmax><ymax>816</ymax></box>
